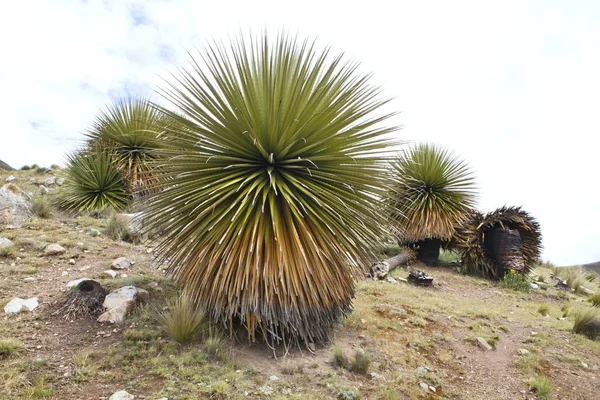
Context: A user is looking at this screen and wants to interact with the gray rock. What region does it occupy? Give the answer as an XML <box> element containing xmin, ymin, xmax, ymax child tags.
<box><xmin>5</xmin><ymin>175</ymin><xmax>15</xmax><ymax>183</ymax></box>
<box><xmin>517</xmin><ymin>348</ymin><xmax>529</xmax><ymax>355</ymax></box>
<box><xmin>419</xmin><ymin>382</ymin><xmax>429</xmax><ymax>392</ymax></box>
<box><xmin>111</xmin><ymin>257</ymin><xmax>130</xmax><ymax>270</ymax></box>
<box><xmin>44</xmin><ymin>243</ymin><xmax>65</xmax><ymax>256</ymax></box>
<box><xmin>476</xmin><ymin>337</ymin><xmax>493</xmax><ymax>351</ymax></box>
<box><xmin>0</xmin><ymin>184</ymin><xmax>33</xmax><ymax>228</ymax></box>
<box><xmin>386</xmin><ymin>277</ymin><xmax>397</xmax><ymax>284</ymax></box>
<box><xmin>44</xmin><ymin>177</ymin><xmax>55</xmax><ymax>186</ymax></box>
<box><xmin>28</xmin><ymin>177</ymin><xmax>36</xmax><ymax>184</ymax></box>
<box><xmin>66</xmin><ymin>278</ymin><xmax>91</xmax><ymax>290</ymax></box>
<box><xmin>89</xmin><ymin>228</ymin><xmax>101</xmax><ymax>237</ymax></box>
<box><xmin>102</xmin><ymin>270</ymin><xmax>117</xmax><ymax>278</ymax></box>
<box><xmin>108</xmin><ymin>391</ymin><xmax>134</xmax><ymax>400</ymax></box>
<box><xmin>0</xmin><ymin>237</ymin><xmax>13</xmax><ymax>249</ymax></box>
<box><xmin>39</xmin><ymin>185</ymin><xmax>49</xmax><ymax>195</ymax></box>
<box><xmin>529</xmin><ymin>283</ymin><xmax>539</xmax><ymax>290</ymax></box>
<box><xmin>56</xmin><ymin>177</ymin><xmax>65</xmax><ymax>186</ymax></box>
<box><xmin>98</xmin><ymin>286</ymin><xmax>139</xmax><ymax>323</ymax></box>
<box><xmin>269</xmin><ymin>375</ymin><xmax>280</xmax><ymax>381</ymax></box>
<box><xmin>4</xmin><ymin>297</ymin><xmax>39</xmax><ymax>313</ymax></box>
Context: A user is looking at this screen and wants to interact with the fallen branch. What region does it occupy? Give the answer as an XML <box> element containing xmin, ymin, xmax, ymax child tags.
<box><xmin>369</xmin><ymin>248</ymin><xmax>416</xmax><ymax>280</ymax></box>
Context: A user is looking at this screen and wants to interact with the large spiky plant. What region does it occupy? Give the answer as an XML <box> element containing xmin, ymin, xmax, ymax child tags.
<box><xmin>387</xmin><ymin>143</ymin><xmax>476</xmax><ymax>263</ymax></box>
<box><xmin>85</xmin><ymin>98</ymin><xmax>166</xmax><ymax>197</ymax></box>
<box><xmin>56</xmin><ymin>150</ymin><xmax>129</xmax><ymax>213</ymax></box>
<box><xmin>142</xmin><ymin>34</ymin><xmax>397</xmax><ymax>346</ymax></box>
<box><xmin>454</xmin><ymin>206</ymin><xmax>542</xmax><ymax>279</ymax></box>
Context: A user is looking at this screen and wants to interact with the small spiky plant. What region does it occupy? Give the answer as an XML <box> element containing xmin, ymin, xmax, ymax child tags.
<box><xmin>143</xmin><ymin>34</ymin><xmax>397</xmax><ymax>346</ymax></box>
<box><xmin>56</xmin><ymin>150</ymin><xmax>129</xmax><ymax>213</ymax></box>
<box><xmin>86</xmin><ymin>98</ymin><xmax>166</xmax><ymax>197</ymax></box>
<box><xmin>387</xmin><ymin>143</ymin><xmax>476</xmax><ymax>263</ymax></box>
<box><xmin>454</xmin><ymin>206</ymin><xmax>542</xmax><ymax>279</ymax></box>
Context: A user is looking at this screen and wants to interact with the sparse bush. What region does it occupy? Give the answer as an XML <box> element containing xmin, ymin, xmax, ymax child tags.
<box><xmin>439</xmin><ymin>249</ymin><xmax>461</xmax><ymax>264</ymax></box>
<box><xmin>585</xmin><ymin>272</ymin><xmax>597</xmax><ymax>282</ymax></box>
<box><xmin>0</xmin><ymin>339</ymin><xmax>24</xmax><ymax>359</ymax></box>
<box><xmin>554</xmin><ymin>266</ymin><xmax>588</xmax><ymax>294</ymax></box>
<box><xmin>209</xmin><ymin>380</ymin><xmax>230</xmax><ymax>398</ymax></box>
<box><xmin>537</xmin><ymin>304</ymin><xmax>549</xmax><ymax>316</ymax></box>
<box><xmin>332</xmin><ymin>345</ymin><xmax>349</xmax><ymax>369</ymax></box>
<box><xmin>157</xmin><ymin>295</ymin><xmax>207</xmax><ymax>343</ymax></box>
<box><xmin>35</xmin><ymin>166</ymin><xmax>50</xmax><ymax>174</ymax></box>
<box><xmin>104</xmin><ymin>215</ymin><xmax>140</xmax><ymax>243</ymax></box>
<box><xmin>528</xmin><ymin>375</ymin><xmax>552</xmax><ymax>399</ymax></box>
<box><xmin>20</xmin><ymin>165</ymin><xmax>31</xmax><ymax>171</ymax></box>
<box><xmin>349</xmin><ymin>348</ymin><xmax>371</xmax><ymax>374</ymax></box>
<box><xmin>590</xmin><ymin>292</ymin><xmax>600</xmax><ymax>307</ymax></box>
<box><xmin>572</xmin><ymin>308</ymin><xmax>600</xmax><ymax>340</ymax></box>
<box><xmin>499</xmin><ymin>269</ymin><xmax>530</xmax><ymax>292</ymax></box>
<box><xmin>32</xmin><ymin>196</ymin><xmax>52</xmax><ymax>219</ymax></box>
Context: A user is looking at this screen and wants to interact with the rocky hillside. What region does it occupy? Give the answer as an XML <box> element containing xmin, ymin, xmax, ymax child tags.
<box><xmin>584</xmin><ymin>261</ymin><xmax>600</xmax><ymax>275</ymax></box>
<box><xmin>0</xmin><ymin>159</ymin><xmax>15</xmax><ymax>170</ymax></box>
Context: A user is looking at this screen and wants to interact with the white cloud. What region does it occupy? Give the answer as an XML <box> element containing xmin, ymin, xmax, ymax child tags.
<box><xmin>1</xmin><ymin>0</ymin><xmax>598</xmax><ymax>265</ymax></box>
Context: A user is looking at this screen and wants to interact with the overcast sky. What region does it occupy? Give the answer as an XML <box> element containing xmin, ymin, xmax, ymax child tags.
<box><xmin>1</xmin><ymin>0</ymin><xmax>598</xmax><ymax>265</ymax></box>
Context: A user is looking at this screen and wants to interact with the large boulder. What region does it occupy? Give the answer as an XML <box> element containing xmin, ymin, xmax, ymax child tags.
<box><xmin>0</xmin><ymin>237</ymin><xmax>14</xmax><ymax>250</ymax></box>
<box><xmin>0</xmin><ymin>184</ymin><xmax>32</xmax><ymax>228</ymax></box>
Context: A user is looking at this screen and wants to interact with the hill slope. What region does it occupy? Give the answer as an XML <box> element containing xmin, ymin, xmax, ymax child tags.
<box><xmin>0</xmin><ymin>159</ymin><xmax>15</xmax><ymax>170</ymax></box>
<box><xmin>583</xmin><ymin>261</ymin><xmax>600</xmax><ymax>274</ymax></box>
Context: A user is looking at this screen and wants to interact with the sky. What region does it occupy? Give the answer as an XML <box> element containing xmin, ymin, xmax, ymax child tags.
<box><xmin>1</xmin><ymin>0</ymin><xmax>599</xmax><ymax>265</ymax></box>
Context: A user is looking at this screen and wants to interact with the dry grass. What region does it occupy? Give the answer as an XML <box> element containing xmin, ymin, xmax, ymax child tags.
<box><xmin>0</xmin><ymin>339</ymin><xmax>24</xmax><ymax>359</ymax></box>
<box><xmin>349</xmin><ymin>349</ymin><xmax>371</xmax><ymax>374</ymax></box>
<box><xmin>32</xmin><ymin>196</ymin><xmax>52</xmax><ymax>219</ymax></box>
<box><xmin>589</xmin><ymin>292</ymin><xmax>600</xmax><ymax>307</ymax></box>
<box><xmin>528</xmin><ymin>375</ymin><xmax>552</xmax><ymax>399</ymax></box>
<box><xmin>157</xmin><ymin>295</ymin><xmax>207</xmax><ymax>343</ymax></box>
<box><xmin>572</xmin><ymin>308</ymin><xmax>600</xmax><ymax>340</ymax></box>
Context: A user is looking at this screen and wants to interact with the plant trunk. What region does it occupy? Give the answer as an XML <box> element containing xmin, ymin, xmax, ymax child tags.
<box><xmin>417</xmin><ymin>238</ymin><xmax>442</xmax><ymax>265</ymax></box>
<box><xmin>370</xmin><ymin>248</ymin><xmax>417</xmax><ymax>279</ymax></box>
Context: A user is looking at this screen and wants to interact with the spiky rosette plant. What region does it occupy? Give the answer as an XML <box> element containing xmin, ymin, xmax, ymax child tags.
<box><xmin>85</xmin><ymin>98</ymin><xmax>166</xmax><ymax>197</ymax></box>
<box><xmin>56</xmin><ymin>150</ymin><xmax>129</xmax><ymax>213</ymax></box>
<box><xmin>142</xmin><ymin>34</ymin><xmax>397</xmax><ymax>346</ymax></box>
<box><xmin>387</xmin><ymin>143</ymin><xmax>477</xmax><ymax>264</ymax></box>
<box><xmin>454</xmin><ymin>206</ymin><xmax>542</xmax><ymax>279</ymax></box>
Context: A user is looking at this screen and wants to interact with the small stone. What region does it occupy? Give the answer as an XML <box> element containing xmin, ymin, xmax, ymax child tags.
<box><xmin>89</xmin><ymin>228</ymin><xmax>101</xmax><ymax>237</ymax></box>
<box><xmin>69</xmin><ymin>259</ymin><xmax>75</xmax><ymax>265</ymax></box>
<box><xmin>529</xmin><ymin>283</ymin><xmax>539</xmax><ymax>290</ymax></box>
<box><xmin>79</xmin><ymin>265</ymin><xmax>91</xmax><ymax>271</ymax></box>
<box><xmin>360</xmin><ymin>319</ymin><xmax>367</xmax><ymax>324</ymax></box>
<box><xmin>23</xmin><ymin>277</ymin><xmax>35</xmax><ymax>281</ymax></box>
<box><xmin>476</xmin><ymin>337</ymin><xmax>493</xmax><ymax>351</ymax></box>
<box><xmin>102</xmin><ymin>270</ymin><xmax>117</xmax><ymax>278</ymax></box>
<box><xmin>386</xmin><ymin>277</ymin><xmax>397</xmax><ymax>284</ymax></box>
<box><xmin>269</xmin><ymin>375</ymin><xmax>280</xmax><ymax>381</ymax></box>
<box><xmin>146</xmin><ymin>248</ymin><xmax>153</xmax><ymax>253</ymax></box>
<box><xmin>369</xmin><ymin>372</ymin><xmax>385</xmax><ymax>380</ymax></box>
<box><xmin>517</xmin><ymin>349</ymin><xmax>529</xmax><ymax>355</ymax></box>
<box><xmin>111</xmin><ymin>257</ymin><xmax>130</xmax><ymax>270</ymax></box>
<box><xmin>44</xmin><ymin>243</ymin><xmax>65</xmax><ymax>256</ymax></box>
<box><xmin>419</xmin><ymin>382</ymin><xmax>429</xmax><ymax>392</ymax></box>
<box><xmin>28</xmin><ymin>177</ymin><xmax>37</xmax><ymax>184</ymax></box>
<box><xmin>44</xmin><ymin>177</ymin><xmax>56</xmax><ymax>186</ymax></box>
<box><xmin>120</xmin><ymin>274</ymin><xmax>128</xmax><ymax>278</ymax></box>
<box><xmin>108</xmin><ymin>390</ymin><xmax>134</xmax><ymax>400</ymax></box>
<box><xmin>39</xmin><ymin>185</ymin><xmax>49</xmax><ymax>195</ymax></box>
<box><xmin>4</xmin><ymin>297</ymin><xmax>39</xmax><ymax>313</ymax></box>
<box><xmin>5</xmin><ymin>175</ymin><xmax>15</xmax><ymax>183</ymax></box>
<box><xmin>56</xmin><ymin>177</ymin><xmax>65</xmax><ymax>186</ymax></box>
<box><xmin>61</xmin><ymin>271</ymin><xmax>68</xmax><ymax>277</ymax></box>
<box><xmin>429</xmin><ymin>386</ymin><xmax>436</xmax><ymax>392</ymax></box>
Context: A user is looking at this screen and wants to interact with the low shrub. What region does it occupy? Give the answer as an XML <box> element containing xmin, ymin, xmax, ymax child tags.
<box><xmin>499</xmin><ymin>269</ymin><xmax>530</xmax><ymax>292</ymax></box>
<box><xmin>349</xmin><ymin>349</ymin><xmax>371</xmax><ymax>374</ymax></box>
<box><xmin>157</xmin><ymin>295</ymin><xmax>207</xmax><ymax>343</ymax></box>
<box><xmin>0</xmin><ymin>245</ymin><xmax>14</xmax><ymax>258</ymax></box>
<box><xmin>537</xmin><ymin>304</ymin><xmax>549</xmax><ymax>316</ymax></box>
<box><xmin>104</xmin><ymin>215</ymin><xmax>140</xmax><ymax>243</ymax></box>
<box><xmin>572</xmin><ymin>308</ymin><xmax>600</xmax><ymax>340</ymax></box>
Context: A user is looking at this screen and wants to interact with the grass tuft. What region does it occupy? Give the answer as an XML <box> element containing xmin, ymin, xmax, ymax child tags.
<box><xmin>203</xmin><ymin>330</ymin><xmax>225</xmax><ymax>361</ymax></box>
<box><xmin>537</xmin><ymin>304</ymin><xmax>550</xmax><ymax>316</ymax></box>
<box><xmin>528</xmin><ymin>375</ymin><xmax>552</xmax><ymax>399</ymax></box>
<box><xmin>349</xmin><ymin>349</ymin><xmax>371</xmax><ymax>374</ymax></box>
<box><xmin>32</xmin><ymin>196</ymin><xmax>52</xmax><ymax>219</ymax></box>
<box><xmin>0</xmin><ymin>339</ymin><xmax>24</xmax><ymax>359</ymax></box>
<box><xmin>572</xmin><ymin>308</ymin><xmax>600</xmax><ymax>340</ymax></box>
<box><xmin>104</xmin><ymin>215</ymin><xmax>141</xmax><ymax>243</ymax></box>
<box><xmin>589</xmin><ymin>292</ymin><xmax>600</xmax><ymax>307</ymax></box>
<box><xmin>24</xmin><ymin>376</ymin><xmax>54</xmax><ymax>398</ymax></box>
<box><xmin>157</xmin><ymin>295</ymin><xmax>207</xmax><ymax>343</ymax></box>
<box><xmin>332</xmin><ymin>345</ymin><xmax>349</xmax><ymax>369</ymax></box>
